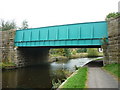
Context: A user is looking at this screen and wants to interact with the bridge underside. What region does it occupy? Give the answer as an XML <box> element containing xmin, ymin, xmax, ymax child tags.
<box><xmin>20</xmin><ymin>45</ymin><xmax>101</xmax><ymax>48</ymax></box>
<box><xmin>16</xmin><ymin>47</ymin><xmax>49</xmax><ymax>67</ymax></box>
<box><xmin>15</xmin><ymin>37</ymin><xmax>103</xmax><ymax>48</ymax></box>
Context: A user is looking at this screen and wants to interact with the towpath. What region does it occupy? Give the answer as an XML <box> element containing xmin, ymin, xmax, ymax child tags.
<box><xmin>86</xmin><ymin>60</ymin><xmax>120</xmax><ymax>89</ymax></box>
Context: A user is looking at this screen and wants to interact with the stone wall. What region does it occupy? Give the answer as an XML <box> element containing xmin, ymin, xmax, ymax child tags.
<box><xmin>2</xmin><ymin>30</ymin><xmax>17</xmax><ymax>64</ymax></box>
<box><xmin>104</xmin><ymin>17</ymin><xmax>120</xmax><ymax>64</ymax></box>
<box><xmin>2</xmin><ymin>30</ymin><xmax>50</xmax><ymax>67</ymax></box>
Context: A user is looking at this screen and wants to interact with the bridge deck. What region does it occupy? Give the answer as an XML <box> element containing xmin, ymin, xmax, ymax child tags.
<box><xmin>14</xmin><ymin>21</ymin><xmax>108</xmax><ymax>47</ymax></box>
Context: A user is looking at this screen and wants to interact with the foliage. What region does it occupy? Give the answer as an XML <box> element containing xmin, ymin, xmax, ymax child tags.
<box><xmin>70</xmin><ymin>49</ymin><xmax>77</xmax><ymax>55</ymax></box>
<box><xmin>63</xmin><ymin>48</ymin><xmax>71</xmax><ymax>58</ymax></box>
<box><xmin>50</xmin><ymin>48</ymin><xmax>71</xmax><ymax>58</ymax></box>
<box><xmin>0</xmin><ymin>20</ymin><xmax>16</xmax><ymax>31</ymax></box>
<box><xmin>93</xmin><ymin>57</ymin><xmax>103</xmax><ymax>61</ymax></box>
<box><xmin>102</xmin><ymin>37</ymin><xmax>108</xmax><ymax>45</ymax></box>
<box><xmin>106</xmin><ymin>12</ymin><xmax>120</xmax><ymax>19</ymax></box>
<box><xmin>87</xmin><ymin>48</ymin><xmax>99</xmax><ymax>57</ymax></box>
<box><xmin>52</xmin><ymin>70</ymin><xmax>72</xmax><ymax>88</ymax></box>
<box><xmin>50</xmin><ymin>49</ymin><xmax>64</xmax><ymax>56</ymax></box>
<box><xmin>0</xmin><ymin>62</ymin><xmax>16</xmax><ymax>68</ymax></box>
<box><xmin>77</xmin><ymin>48</ymin><xmax>87</xmax><ymax>53</ymax></box>
<box><xmin>103</xmin><ymin>63</ymin><xmax>120</xmax><ymax>78</ymax></box>
<box><xmin>19</xmin><ymin>20</ymin><xmax>29</xmax><ymax>29</ymax></box>
<box><xmin>52</xmin><ymin>79</ymin><xmax>62</xmax><ymax>88</ymax></box>
<box><xmin>62</xmin><ymin>67</ymin><xmax>87</xmax><ymax>88</ymax></box>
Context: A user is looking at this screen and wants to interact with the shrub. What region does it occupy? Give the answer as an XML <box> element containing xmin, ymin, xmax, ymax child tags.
<box><xmin>87</xmin><ymin>48</ymin><xmax>99</xmax><ymax>57</ymax></box>
<box><xmin>106</xmin><ymin>12</ymin><xmax>120</xmax><ymax>19</ymax></box>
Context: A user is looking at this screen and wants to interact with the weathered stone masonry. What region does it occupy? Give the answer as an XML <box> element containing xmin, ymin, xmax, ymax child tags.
<box><xmin>2</xmin><ymin>30</ymin><xmax>17</xmax><ymax>64</ymax></box>
<box><xmin>2</xmin><ymin>30</ymin><xmax>49</xmax><ymax>67</ymax></box>
<box><xmin>103</xmin><ymin>17</ymin><xmax>120</xmax><ymax>64</ymax></box>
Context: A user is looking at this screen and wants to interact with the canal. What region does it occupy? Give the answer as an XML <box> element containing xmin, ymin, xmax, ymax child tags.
<box><xmin>2</xmin><ymin>57</ymin><xmax>100</xmax><ymax>88</ymax></box>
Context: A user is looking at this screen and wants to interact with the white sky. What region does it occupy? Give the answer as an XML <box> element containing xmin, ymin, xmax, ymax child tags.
<box><xmin>0</xmin><ymin>0</ymin><xmax>119</xmax><ymax>28</ymax></box>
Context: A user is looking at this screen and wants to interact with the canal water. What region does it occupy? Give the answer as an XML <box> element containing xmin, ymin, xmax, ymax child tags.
<box><xmin>2</xmin><ymin>57</ymin><xmax>101</xmax><ymax>88</ymax></box>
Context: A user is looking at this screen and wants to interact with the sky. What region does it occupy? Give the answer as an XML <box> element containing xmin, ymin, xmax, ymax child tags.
<box><xmin>0</xmin><ymin>0</ymin><xmax>119</xmax><ymax>28</ymax></box>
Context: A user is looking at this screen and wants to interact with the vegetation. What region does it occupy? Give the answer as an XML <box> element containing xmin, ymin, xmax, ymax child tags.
<box><xmin>0</xmin><ymin>20</ymin><xmax>16</xmax><ymax>31</ymax></box>
<box><xmin>103</xmin><ymin>63</ymin><xmax>120</xmax><ymax>78</ymax></box>
<box><xmin>0</xmin><ymin>62</ymin><xmax>16</xmax><ymax>69</ymax></box>
<box><xmin>93</xmin><ymin>57</ymin><xmax>103</xmax><ymax>61</ymax></box>
<box><xmin>52</xmin><ymin>70</ymin><xmax>73</xmax><ymax>88</ymax></box>
<box><xmin>61</xmin><ymin>67</ymin><xmax>87</xmax><ymax>88</ymax></box>
<box><xmin>102</xmin><ymin>37</ymin><xmax>108</xmax><ymax>46</ymax></box>
<box><xmin>106</xmin><ymin>12</ymin><xmax>120</xmax><ymax>19</ymax></box>
<box><xmin>49</xmin><ymin>48</ymin><xmax>102</xmax><ymax>62</ymax></box>
<box><xmin>64</xmin><ymin>48</ymin><xmax>71</xmax><ymax>58</ymax></box>
<box><xmin>0</xmin><ymin>19</ymin><xmax>29</xmax><ymax>31</ymax></box>
<box><xmin>70</xmin><ymin>53</ymin><xmax>88</xmax><ymax>59</ymax></box>
<box><xmin>77</xmin><ymin>48</ymin><xmax>87</xmax><ymax>53</ymax></box>
<box><xmin>52</xmin><ymin>79</ymin><xmax>62</xmax><ymax>88</ymax></box>
<box><xmin>19</xmin><ymin>20</ymin><xmax>29</xmax><ymax>29</ymax></box>
<box><xmin>49</xmin><ymin>48</ymin><xmax>71</xmax><ymax>58</ymax></box>
<box><xmin>87</xmin><ymin>48</ymin><xmax>99</xmax><ymax>57</ymax></box>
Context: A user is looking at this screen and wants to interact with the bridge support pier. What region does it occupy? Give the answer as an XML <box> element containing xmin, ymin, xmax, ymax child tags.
<box><xmin>103</xmin><ymin>17</ymin><xmax>120</xmax><ymax>64</ymax></box>
<box><xmin>14</xmin><ymin>47</ymin><xmax>50</xmax><ymax>67</ymax></box>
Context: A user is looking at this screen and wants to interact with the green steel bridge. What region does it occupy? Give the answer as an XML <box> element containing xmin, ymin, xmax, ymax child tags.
<box><xmin>14</xmin><ymin>21</ymin><xmax>108</xmax><ymax>48</ymax></box>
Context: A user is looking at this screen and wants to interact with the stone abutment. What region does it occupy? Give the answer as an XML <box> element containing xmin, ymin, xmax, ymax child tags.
<box><xmin>103</xmin><ymin>17</ymin><xmax>120</xmax><ymax>64</ymax></box>
<box><xmin>2</xmin><ymin>30</ymin><xmax>49</xmax><ymax>67</ymax></box>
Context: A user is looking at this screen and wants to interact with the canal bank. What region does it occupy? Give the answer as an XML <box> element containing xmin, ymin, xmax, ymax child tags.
<box><xmin>58</xmin><ymin>67</ymin><xmax>88</xmax><ymax>88</ymax></box>
<box><xmin>2</xmin><ymin>57</ymin><xmax>97</xmax><ymax>89</ymax></box>
<box><xmin>48</xmin><ymin>52</ymin><xmax>103</xmax><ymax>63</ymax></box>
<box><xmin>87</xmin><ymin>62</ymin><xmax>120</xmax><ymax>88</ymax></box>
<box><xmin>57</xmin><ymin>58</ymin><xmax>102</xmax><ymax>89</ymax></box>
<box><xmin>58</xmin><ymin>59</ymin><xmax>120</xmax><ymax>89</ymax></box>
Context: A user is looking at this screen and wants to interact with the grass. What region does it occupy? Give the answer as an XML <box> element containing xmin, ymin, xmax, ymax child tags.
<box><xmin>103</xmin><ymin>63</ymin><xmax>120</xmax><ymax>79</ymax></box>
<box><xmin>61</xmin><ymin>67</ymin><xmax>88</xmax><ymax>88</ymax></box>
<box><xmin>0</xmin><ymin>62</ymin><xmax>16</xmax><ymax>69</ymax></box>
<box><xmin>93</xmin><ymin>58</ymin><xmax>103</xmax><ymax>61</ymax></box>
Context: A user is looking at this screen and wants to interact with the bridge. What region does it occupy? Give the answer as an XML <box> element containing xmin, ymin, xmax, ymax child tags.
<box><xmin>14</xmin><ymin>21</ymin><xmax>108</xmax><ymax>48</ymax></box>
<box><xmin>13</xmin><ymin>21</ymin><xmax>108</xmax><ymax>67</ymax></box>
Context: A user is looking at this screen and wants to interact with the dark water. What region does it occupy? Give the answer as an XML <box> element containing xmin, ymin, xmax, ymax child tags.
<box><xmin>2</xmin><ymin>57</ymin><xmax>101</xmax><ymax>88</ymax></box>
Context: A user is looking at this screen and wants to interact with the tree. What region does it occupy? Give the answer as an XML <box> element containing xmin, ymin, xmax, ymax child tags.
<box><xmin>0</xmin><ymin>20</ymin><xmax>16</xmax><ymax>31</ymax></box>
<box><xmin>49</xmin><ymin>48</ymin><xmax>71</xmax><ymax>58</ymax></box>
<box><xmin>19</xmin><ymin>20</ymin><xmax>28</xmax><ymax>29</ymax></box>
<box><xmin>63</xmin><ymin>48</ymin><xmax>71</xmax><ymax>58</ymax></box>
<box><xmin>49</xmin><ymin>49</ymin><xmax>65</xmax><ymax>56</ymax></box>
<box><xmin>87</xmin><ymin>48</ymin><xmax>98</xmax><ymax>57</ymax></box>
<box><xmin>77</xmin><ymin>48</ymin><xmax>87</xmax><ymax>53</ymax></box>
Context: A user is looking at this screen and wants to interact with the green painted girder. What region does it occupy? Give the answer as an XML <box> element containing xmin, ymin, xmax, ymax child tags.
<box><xmin>14</xmin><ymin>21</ymin><xmax>108</xmax><ymax>47</ymax></box>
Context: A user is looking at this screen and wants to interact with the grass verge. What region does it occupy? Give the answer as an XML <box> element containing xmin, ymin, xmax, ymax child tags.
<box><xmin>103</xmin><ymin>63</ymin><xmax>120</xmax><ymax>79</ymax></box>
<box><xmin>61</xmin><ymin>67</ymin><xmax>88</xmax><ymax>88</ymax></box>
<box><xmin>0</xmin><ymin>62</ymin><xmax>16</xmax><ymax>69</ymax></box>
<box><xmin>93</xmin><ymin>58</ymin><xmax>103</xmax><ymax>61</ymax></box>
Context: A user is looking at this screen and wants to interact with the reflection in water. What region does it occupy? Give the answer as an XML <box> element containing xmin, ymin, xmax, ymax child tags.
<box><xmin>50</xmin><ymin>58</ymin><xmax>93</xmax><ymax>71</ymax></box>
<box><xmin>2</xmin><ymin>57</ymin><xmax>101</xmax><ymax>88</ymax></box>
<box><xmin>2</xmin><ymin>64</ymin><xmax>52</xmax><ymax>88</ymax></box>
